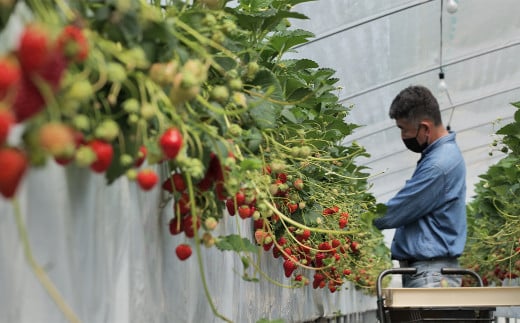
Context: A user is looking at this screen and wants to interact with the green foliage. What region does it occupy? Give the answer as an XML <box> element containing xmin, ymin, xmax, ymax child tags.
<box><xmin>460</xmin><ymin>101</ymin><xmax>520</xmax><ymax>286</ymax></box>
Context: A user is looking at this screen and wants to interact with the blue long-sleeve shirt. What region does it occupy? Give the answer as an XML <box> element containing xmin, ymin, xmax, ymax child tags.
<box><xmin>373</xmin><ymin>132</ymin><xmax>467</xmax><ymax>260</ymax></box>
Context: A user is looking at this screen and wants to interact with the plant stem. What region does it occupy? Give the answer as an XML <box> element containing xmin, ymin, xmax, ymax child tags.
<box><xmin>12</xmin><ymin>198</ymin><xmax>81</xmax><ymax>323</ymax></box>
<box><xmin>185</xmin><ymin>176</ymin><xmax>233</xmax><ymax>323</ymax></box>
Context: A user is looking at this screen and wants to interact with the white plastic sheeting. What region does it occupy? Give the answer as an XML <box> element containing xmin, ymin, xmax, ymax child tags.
<box><xmin>0</xmin><ymin>163</ymin><xmax>376</xmax><ymax>323</ymax></box>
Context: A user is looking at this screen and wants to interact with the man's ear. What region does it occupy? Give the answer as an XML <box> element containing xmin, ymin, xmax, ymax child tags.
<box><xmin>419</xmin><ymin>121</ymin><xmax>431</xmax><ymax>134</ymax></box>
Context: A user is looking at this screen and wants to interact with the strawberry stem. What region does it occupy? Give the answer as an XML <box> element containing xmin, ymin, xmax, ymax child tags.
<box><xmin>12</xmin><ymin>197</ymin><xmax>80</xmax><ymax>323</ymax></box>
<box><xmin>185</xmin><ymin>175</ymin><xmax>233</xmax><ymax>323</ymax></box>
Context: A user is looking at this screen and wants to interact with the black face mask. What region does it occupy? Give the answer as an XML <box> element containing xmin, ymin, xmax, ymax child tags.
<box><xmin>403</xmin><ymin>127</ymin><xmax>428</xmax><ymax>153</ymax></box>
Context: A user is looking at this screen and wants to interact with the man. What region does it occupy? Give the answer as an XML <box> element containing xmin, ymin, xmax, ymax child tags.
<box><xmin>373</xmin><ymin>85</ymin><xmax>467</xmax><ymax>288</ymax></box>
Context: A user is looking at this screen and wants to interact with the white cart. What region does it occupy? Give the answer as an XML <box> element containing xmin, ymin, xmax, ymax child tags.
<box><xmin>376</xmin><ymin>268</ymin><xmax>520</xmax><ymax>322</ymax></box>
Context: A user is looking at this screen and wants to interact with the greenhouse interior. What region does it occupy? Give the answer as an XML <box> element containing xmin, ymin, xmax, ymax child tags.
<box><xmin>0</xmin><ymin>0</ymin><xmax>519</xmax><ymax>322</ymax></box>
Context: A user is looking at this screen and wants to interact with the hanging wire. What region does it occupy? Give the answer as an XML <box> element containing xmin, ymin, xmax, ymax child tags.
<box><xmin>439</xmin><ymin>0</ymin><xmax>456</xmax><ymax>131</ymax></box>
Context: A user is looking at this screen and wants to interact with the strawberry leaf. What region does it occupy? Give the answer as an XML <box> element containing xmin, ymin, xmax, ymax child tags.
<box><xmin>216</xmin><ymin>234</ymin><xmax>258</xmax><ymax>253</ymax></box>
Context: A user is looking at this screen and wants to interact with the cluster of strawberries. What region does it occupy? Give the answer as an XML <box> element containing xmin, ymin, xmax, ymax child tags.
<box><xmin>0</xmin><ymin>23</ymin><xmax>88</xmax><ymax>199</ymax></box>
<box><xmin>165</xmin><ymin>152</ymin><xmax>229</xmax><ymax>260</ymax></box>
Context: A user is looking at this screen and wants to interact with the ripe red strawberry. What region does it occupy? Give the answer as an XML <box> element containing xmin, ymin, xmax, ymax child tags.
<box><xmin>323</xmin><ymin>205</ymin><xmax>339</xmax><ymax>215</ymax></box>
<box><xmin>175</xmin><ymin>244</ymin><xmax>192</xmax><ymax>260</ymax></box>
<box><xmin>162</xmin><ymin>173</ymin><xmax>186</xmax><ymax>193</ymax></box>
<box><xmin>286</xmin><ymin>202</ymin><xmax>298</xmax><ymax>213</ymax></box>
<box><xmin>314</xmin><ymin>252</ymin><xmax>325</xmax><ymax>267</ymax></box>
<box><xmin>159</xmin><ymin>128</ymin><xmax>183</xmax><ymax>159</ymax></box>
<box><xmin>17</xmin><ymin>24</ymin><xmax>51</xmax><ymax>73</ymax></box>
<box><xmin>134</xmin><ymin>145</ymin><xmax>147</xmax><ymax>167</ymax></box>
<box><xmin>88</xmin><ymin>139</ymin><xmax>113</xmax><ymax>173</ymax></box>
<box><xmin>0</xmin><ymin>58</ymin><xmax>21</xmax><ymax>100</ymax></box>
<box><xmin>38</xmin><ymin>48</ymin><xmax>67</xmax><ymax>90</ymax></box>
<box><xmin>297</xmin><ymin>229</ymin><xmax>311</xmax><ymax>241</ymax></box>
<box><xmin>175</xmin><ymin>192</ymin><xmax>191</xmax><ymax>215</ymax></box>
<box><xmin>277</xmin><ymin>172</ymin><xmax>287</xmax><ymax>183</ymax></box>
<box><xmin>350</xmin><ymin>241</ymin><xmax>360</xmax><ymax>253</ymax></box>
<box><xmin>183</xmin><ymin>215</ymin><xmax>200</xmax><ymax>238</ymax></box>
<box><xmin>263</xmin><ymin>238</ymin><xmax>273</xmax><ymax>251</ymax></box>
<box><xmin>238</xmin><ymin>205</ymin><xmax>252</xmax><ymax>219</ymax></box>
<box><xmin>225</xmin><ymin>197</ymin><xmax>236</xmax><ymax>216</ymax></box>
<box><xmin>234</xmin><ymin>191</ymin><xmax>246</xmax><ymax>206</ymax></box>
<box><xmin>338</xmin><ymin>217</ymin><xmax>348</xmax><ymax>229</ymax></box>
<box><xmin>283</xmin><ymin>257</ymin><xmax>297</xmax><ymax>277</ymax></box>
<box><xmin>12</xmin><ymin>75</ymin><xmax>45</xmax><ymax>122</ymax></box>
<box><xmin>136</xmin><ymin>169</ymin><xmax>158</xmax><ymax>191</ymax></box>
<box><xmin>0</xmin><ymin>147</ymin><xmax>28</xmax><ymax>198</ymax></box>
<box><xmin>0</xmin><ymin>109</ymin><xmax>15</xmax><ymax>145</ymax></box>
<box><xmin>56</xmin><ymin>25</ymin><xmax>89</xmax><ymax>63</ymax></box>
<box><xmin>168</xmin><ymin>216</ymin><xmax>185</xmax><ymax>235</ymax></box>
<box><xmin>318</xmin><ymin>241</ymin><xmax>332</xmax><ymax>252</ymax></box>
<box><xmin>215</xmin><ymin>180</ymin><xmax>227</xmax><ymax>201</ymax></box>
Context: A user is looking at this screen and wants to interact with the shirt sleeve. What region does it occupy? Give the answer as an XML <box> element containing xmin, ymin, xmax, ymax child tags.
<box><xmin>373</xmin><ymin>163</ymin><xmax>444</xmax><ymax>230</ymax></box>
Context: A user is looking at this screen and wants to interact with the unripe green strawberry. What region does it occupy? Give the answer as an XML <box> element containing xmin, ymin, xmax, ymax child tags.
<box><xmin>228</xmin><ymin>78</ymin><xmax>243</xmax><ymax>91</ymax></box>
<box><xmin>232</xmin><ymin>92</ymin><xmax>247</xmax><ymax>107</ymax></box>
<box><xmin>149</xmin><ymin>61</ymin><xmax>178</xmax><ymax>85</ymax></box>
<box><xmin>227</xmin><ymin>124</ymin><xmax>242</xmax><ymax>137</ymax></box>
<box><xmin>72</xmin><ymin>114</ymin><xmax>90</xmax><ymax>131</ymax></box>
<box><xmin>120</xmin><ymin>154</ymin><xmax>133</xmax><ymax>167</ymax></box>
<box><xmin>204</xmin><ymin>217</ymin><xmax>218</xmax><ymax>231</ymax></box>
<box><xmin>126</xmin><ymin>168</ymin><xmax>138</xmax><ymax>180</ymax></box>
<box><xmin>180</xmin><ymin>72</ymin><xmax>197</xmax><ymax>88</ymax></box>
<box><xmin>140</xmin><ymin>103</ymin><xmax>156</xmax><ymax>120</ymax></box>
<box><xmin>202</xmin><ymin>232</ymin><xmax>215</xmax><ymax>248</ymax></box>
<box><xmin>222</xmin><ymin>20</ymin><xmax>237</xmax><ymax>34</ymax></box>
<box><xmin>127</xmin><ymin>114</ymin><xmax>139</xmax><ymax>124</ymax></box>
<box><xmin>246</xmin><ymin>61</ymin><xmax>259</xmax><ymax>80</ymax></box>
<box><xmin>94</xmin><ymin>119</ymin><xmax>119</xmax><ymax>141</ymax></box>
<box><xmin>211</xmin><ymin>30</ymin><xmax>225</xmax><ymax>44</ymax></box>
<box><xmin>182</xmin><ymin>59</ymin><xmax>207</xmax><ymax>83</ymax></box>
<box><xmin>299</xmin><ymin>145</ymin><xmax>312</xmax><ymax>157</ymax></box>
<box><xmin>106</xmin><ymin>62</ymin><xmax>127</xmax><ymax>83</ymax></box>
<box><xmin>270</xmin><ymin>160</ymin><xmax>286</xmax><ymax>173</ymax></box>
<box><xmin>202</xmin><ymin>14</ymin><xmax>217</xmax><ymax>26</ymax></box>
<box><xmin>125</xmin><ymin>47</ymin><xmax>149</xmax><ymax>69</ymax></box>
<box><xmin>67</xmin><ymin>79</ymin><xmax>93</xmax><ymax>101</ymax></box>
<box><xmin>123</xmin><ymin>98</ymin><xmax>140</xmax><ymax>114</ymax></box>
<box><xmin>211</xmin><ymin>85</ymin><xmax>229</xmax><ymax>103</ymax></box>
<box><xmin>75</xmin><ymin>145</ymin><xmax>96</xmax><ymax>167</ymax></box>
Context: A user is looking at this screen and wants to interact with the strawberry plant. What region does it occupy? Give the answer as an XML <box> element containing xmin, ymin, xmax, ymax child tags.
<box><xmin>0</xmin><ymin>0</ymin><xmax>391</xmax><ymax>321</ymax></box>
<box><xmin>460</xmin><ymin>102</ymin><xmax>520</xmax><ymax>286</ymax></box>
